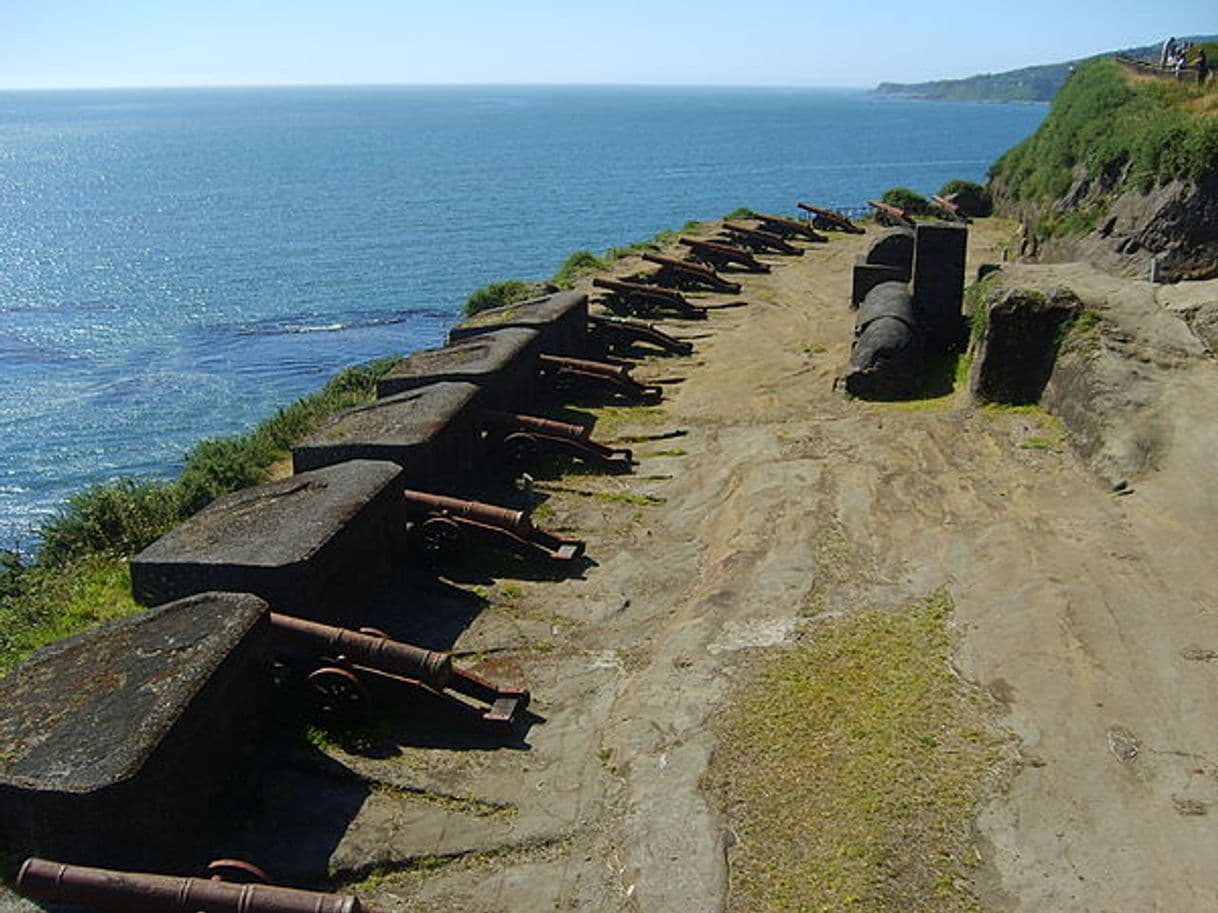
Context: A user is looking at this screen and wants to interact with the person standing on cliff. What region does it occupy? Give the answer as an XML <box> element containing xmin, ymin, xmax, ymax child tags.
<box><xmin>1196</xmin><ymin>47</ymin><xmax>1210</xmax><ymax>85</ymax></box>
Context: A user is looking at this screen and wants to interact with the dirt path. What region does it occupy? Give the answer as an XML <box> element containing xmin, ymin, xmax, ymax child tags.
<box><xmin>5</xmin><ymin>221</ymin><xmax>1214</xmax><ymax>913</ymax></box>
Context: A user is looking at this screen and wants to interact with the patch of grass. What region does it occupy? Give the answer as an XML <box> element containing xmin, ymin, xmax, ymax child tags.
<box><xmin>552</xmin><ymin>250</ymin><xmax>607</xmax><ymax>288</ymax></box>
<box><xmin>708</xmin><ymin>591</ymin><xmax>1007</xmax><ymax>913</ymax></box>
<box><xmin>0</xmin><ymin>556</ymin><xmax>137</xmax><ymax>674</ymax></box>
<box><xmin>801</xmin><ymin>343</ymin><xmax>828</xmax><ymax>355</ymax></box>
<box><xmin>642</xmin><ymin>448</ymin><xmax>687</xmax><ymax>458</ymax></box>
<box><xmin>1018</xmin><ymin>437</ymin><xmax>1054</xmax><ymax>451</ymax></box>
<box><xmin>724</xmin><ymin>207</ymin><xmax>756</xmax><ymax>220</ymax></box>
<box><xmin>499</xmin><ymin>582</ymin><xmax>523</xmax><ymax>600</ymax></box>
<box><xmin>463</xmin><ymin>279</ymin><xmax>539</xmax><ymax>318</ymax></box>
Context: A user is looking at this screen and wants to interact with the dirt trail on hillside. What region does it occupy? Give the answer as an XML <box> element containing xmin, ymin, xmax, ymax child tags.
<box><xmin>5</xmin><ymin>222</ymin><xmax>1214</xmax><ymax>913</ymax></box>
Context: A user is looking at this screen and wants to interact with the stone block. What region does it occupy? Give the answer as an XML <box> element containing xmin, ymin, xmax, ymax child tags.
<box><xmin>447</xmin><ymin>291</ymin><xmax>588</xmax><ymax>357</ymax></box>
<box><xmin>131</xmin><ymin>460</ymin><xmax>403</xmax><ymax>619</ymax></box>
<box><xmin>376</xmin><ymin>328</ymin><xmax>542</xmax><ymax>411</ymax></box>
<box><xmin>912</xmin><ymin>221</ymin><xmax>968</xmax><ymax>354</ymax></box>
<box><xmin>292</xmin><ymin>382</ymin><xmax>481</xmax><ymax>490</ymax></box>
<box><xmin>0</xmin><ymin>592</ymin><xmax>270</xmax><ymax>868</ymax></box>
<box><xmin>863</xmin><ymin>227</ymin><xmax>915</xmax><ymax>274</ymax></box>
<box><xmin>851</xmin><ymin>261</ymin><xmax>908</xmax><ymax>308</ymax></box>
<box><xmin>970</xmin><ymin>286</ymin><xmax>1082</xmax><ymax>404</ymax></box>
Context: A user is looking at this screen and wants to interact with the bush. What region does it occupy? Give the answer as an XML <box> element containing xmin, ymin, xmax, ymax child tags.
<box><xmin>552</xmin><ymin>250</ymin><xmax>606</xmax><ymax>288</ymax></box>
<box><xmin>38</xmin><ymin>479</ymin><xmax>182</xmax><ymax>566</ymax></box>
<box><xmin>464</xmin><ymin>279</ymin><xmax>534</xmax><ymax>317</ymax></box>
<box><xmin>938</xmin><ymin>179</ymin><xmax>994</xmax><ymax>216</ymax></box>
<box><xmin>723</xmin><ymin>207</ymin><xmax>755</xmax><ymax>220</ymax></box>
<box><xmin>881</xmin><ymin>186</ymin><xmax>933</xmax><ymax>214</ymax></box>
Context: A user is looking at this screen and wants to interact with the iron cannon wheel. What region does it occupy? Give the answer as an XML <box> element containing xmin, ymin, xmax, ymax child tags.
<box><xmin>415</xmin><ymin>515</ymin><xmax>463</xmax><ymax>558</ymax></box>
<box><xmin>205</xmin><ymin>859</ymin><xmax>272</xmax><ymax>884</ymax></box>
<box><xmin>307</xmin><ymin>666</ymin><xmax>370</xmax><ymax>718</ymax></box>
<box><xmin>501</xmin><ymin>431</ymin><xmax>541</xmax><ymax>466</ymax></box>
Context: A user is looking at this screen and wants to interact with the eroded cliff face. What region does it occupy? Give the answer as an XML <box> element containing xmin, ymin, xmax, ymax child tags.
<box><xmin>997</xmin><ymin>168</ymin><xmax>1218</xmax><ymax>282</ymax></box>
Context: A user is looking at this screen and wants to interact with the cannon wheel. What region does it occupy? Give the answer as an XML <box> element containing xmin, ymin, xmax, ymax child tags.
<box><xmin>501</xmin><ymin>431</ymin><xmax>541</xmax><ymax>467</ymax></box>
<box><xmin>205</xmin><ymin>859</ymin><xmax>271</xmax><ymax>884</ymax></box>
<box><xmin>307</xmin><ymin>666</ymin><xmax>370</xmax><ymax>718</ymax></box>
<box><xmin>415</xmin><ymin>516</ymin><xmax>463</xmax><ymax>558</ymax></box>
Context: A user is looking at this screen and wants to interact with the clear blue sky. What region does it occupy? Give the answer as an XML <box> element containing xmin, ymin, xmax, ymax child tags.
<box><xmin>1</xmin><ymin>0</ymin><xmax>1213</xmax><ymax>90</ymax></box>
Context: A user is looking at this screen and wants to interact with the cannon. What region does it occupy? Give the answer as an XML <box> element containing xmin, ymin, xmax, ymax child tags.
<box><xmin>592</xmin><ymin>276</ymin><xmax>708</xmax><ymax>320</ymax></box>
<box><xmin>537</xmin><ymin>352</ymin><xmax>662</xmax><ymax>404</ymax></box>
<box><xmin>402</xmin><ymin>488</ymin><xmax>584</xmax><ymax>563</ymax></box>
<box><xmin>844</xmin><ymin>281</ymin><xmax>923</xmax><ymax>400</ymax></box>
<box><xmin>641</xmin><ymin>253</ymin><xmax>742</xmax><ymax>295</ymax></box>
<box><xmin>270</xmin><ymin>613</ymin><xmax>529</xmax><ymax>727</ymax></box>
<box><xmin>16</xmin><ymin>858</ymin><xmax>373</xmax><ymax>913</ymax></box>
<box><xmin>796</xmin><ymin>202</ymin><xmax>865</xmax><ymax>234</ymax></box>
<box><xmin>931</xmin><ymin>194</ymin><xmax>971</xmax><ymax>223</ymax></box>
<box><xmin>867</xmin><ymin>199</ymin><xmax>916</xmax><ymax>229</ymax></box>
<box><xmin>479</xmin><ymin>409</ymin><xmax>634</xmax><ymax>472</ymax></box>
<box><xmin>751</xmin><ymin>213</ymin><xmax>826</xmax><ymax>242</ymax></box>
<box><xmin>721</xmin><ymin>222</ymin><xmax>803</xmax><ymax>256</ymax></box>
<box><xmin>587</xmin><ymin>313</ymin><xmax>694</xmax><ymax>357</ymax></box>
<box><xmin>678</xmin><ymin>237</ymin><xmax>770</xmax><ymax>273</ymax></box>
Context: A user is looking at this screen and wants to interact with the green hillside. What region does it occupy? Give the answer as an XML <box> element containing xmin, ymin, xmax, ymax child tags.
<box><xmin>988</xmin><ymin>57</ymin><xmax>1218</xmax><ymax>230</ymax></box>
<box><xmin>875</xmin><ymin>35</ymin><xmax>1217</xmax><ymax>103</ymax></box>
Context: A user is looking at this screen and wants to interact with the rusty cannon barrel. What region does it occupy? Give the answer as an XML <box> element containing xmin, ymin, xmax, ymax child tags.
<box><xmin>402</xmin><ymin>488</ymin><xmax>531</xmax><ymax>532</ymax></box>
<box><xmin>796</xmin><ymin>202</ymin><xmax>865</xmax><ymax>234</ymax></box>
<box><xmin>269</xmin><ymin>613</ymin><xmax>452</xmax><ymax>689</ymax></box>
<box><xmin>16</xmin><ymin>858</ymin><xmax>369</xmax><ymax>913</ymax></box>
<box><xmin>479</xmin><ymin>409</ymin><xmax>591</xmax><ymax>441</ymax></box>
<box><xmin>752</xmin><ymin>213</ymin><xmax>827</xmax><ymax>242</ymax></box>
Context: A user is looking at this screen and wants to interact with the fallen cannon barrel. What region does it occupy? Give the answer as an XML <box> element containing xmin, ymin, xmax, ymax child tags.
<box><xmin>269</xmin><ymin>613</ymin><xmax>453</xmax><ymax>689</ymax></box>
<box><xmin>402</xmin><ymin>488</ymin><xmax>530</xmax><ymax>532</ymax></box>
<box><xmin>16</xmin><ymin>858</ymin><xmax>368</xmax><ymax>913</ymax></box>
<box><xmin>844</xmin><ymin>281</ymin><xmax>923</xmax><ymax>400</ymax></box>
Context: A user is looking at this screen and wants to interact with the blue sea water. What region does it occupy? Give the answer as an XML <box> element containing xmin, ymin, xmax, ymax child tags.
<box><xmin>0</xmin><ymin>86</ymin><xmax>1045</xmax><ymax>546</ymax></box>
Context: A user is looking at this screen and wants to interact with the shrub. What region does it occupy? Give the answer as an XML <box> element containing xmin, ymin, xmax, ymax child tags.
<box><xmin>38</xmin><ymin>479</ymin><xmax>182</xmax><ymax>565</ymax></box>
<box><xmin>464</xmin><ymin>279</ymin><xmax>534</xmax><ymax>317</ymax></box>
<box><xmin>552</xmin><ymin>250</ymin><xmax>606</xmax><ymax>288</ymax></box>
<box><xmin>723</xmin><ymin>207</ymin><xmax>755</xmax><ymax>220</ymax></box>
<box><xmin>938</xmin><ymin>179</ymin><xmax>994</xmax><ymax>216</ymax></box>
<box><xmin>881</xmin><ymin>186</ymin><xmax>933</xmax><ymax>214</ymax></box>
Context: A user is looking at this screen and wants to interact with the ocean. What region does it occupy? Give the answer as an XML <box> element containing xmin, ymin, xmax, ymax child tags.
<box><xmin>0</xmin><ymin>86</ymin><xmax>1045</xmax><ymax>547</ymax></box>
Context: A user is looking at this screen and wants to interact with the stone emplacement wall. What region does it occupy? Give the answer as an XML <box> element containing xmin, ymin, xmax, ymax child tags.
<box><xmin>911</xmin><ymin>222</ymin><xmax>968</xmax><ymax>354</ymax></box>
<box><xmin>969</xmin><ymin>285</ymin><xmax>1082</xmax><ymax>405</ymax></box>
<box><xmin>130</xmin><ymin>460</ymin><xmax>404</xmax><ymax>621</ymax></box>
<box><xmin>447</xmin><ymin>291</ymin><xmax>589</xmax><ymax>357</ymax></box>
<box><xmin>0</xmin><ymin>592</ymin><xmax>270</xmax><ymax>869</ymax></box>
<box><xmin>376</xmin><ymin>327</ymin><xmax>544</xmax><ymax>410</ymax></box>
<box><xmin>292</xmin><ymin>381</ymin><xmax>482</xmax><ymax>492</ymax></box>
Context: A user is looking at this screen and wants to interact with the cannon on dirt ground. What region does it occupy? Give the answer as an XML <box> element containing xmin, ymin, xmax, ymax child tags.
<box><xmin>537</xmin><ymin>352</ymin><xmax>662</xmax><ymax>405</ymax></box>
<box><xmin>592</xmin><ymin>276</ymin><xmax>708</xmax><ymax>320</ymax></box>
<box><xmin>270</xmin><ymin>613</ymin><xmax>529</xmax><ymax>727</ymax></box>
<box><xmin>678</xmin><ymin>237</ymin><xmax>770</xmax><ymax>273</ymax></box>
<box><xmin>721</xmin><ymin>222</ymin><xmax>803</xmax><ymax>256</ymax></box>
<box><xmin>796</xmin><ymin>202</ymin><xmax>865</xmax><ymax>234</ymax></box>
<box><xmin>751</xmin><ymin>213</ymin><xmax>827</xmax><ymax>242</ymax></box>
<box><xmin>931</xmin><ymin>194</ymin><xmax>971</xmax><ymax>223</ymax></box>
<box><xmin>641</xmin><ymin>252</ymin><xmax>743</xmax><ymax>295</ymax></box>
<box><xmin>586</xmin><ymin>313</ymin><xmax>694</xmax><ymax>357</ymax></box>
<box><xmin>402</xmin><ymin>488</ymin><xmax>584</xmax><ymax>564</ymax></box>
<box><xmin>479</xmin><ymin>409</ymin><xmax>634</xmax><ymax>472</ymax></box>
<box><xmin>867</xmin><ymin>199</ymin><xmax>916</xmax><ymax>229</ymax></box>
<box><xmin>16</xmin><ymin>858</ymin><xmax>375</xmax><ymax>913</ymax></box>
<box><xmin>844</xmin><ymin>281</ymin><xmax>923</xmax><ymax>399</ymax></box>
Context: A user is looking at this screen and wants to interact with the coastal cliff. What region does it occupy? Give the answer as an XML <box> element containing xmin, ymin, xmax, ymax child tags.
<box><xmin>988</xmin><ymin>57</ymin><xmax>1218</xmax><ymax>281</ymax></box>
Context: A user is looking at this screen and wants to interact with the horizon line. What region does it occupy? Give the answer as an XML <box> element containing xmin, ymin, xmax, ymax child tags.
<box><xmin>0</xmin><ymin>79</ymin><xmax>880</xmax><ymax>94</ymax></box>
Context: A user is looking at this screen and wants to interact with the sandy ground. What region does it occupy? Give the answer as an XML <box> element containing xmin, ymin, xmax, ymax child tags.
<box><xmin>4</xmin><ymin>219</ymin><xmax>1216</xmax><ymax>913</ymax></box>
